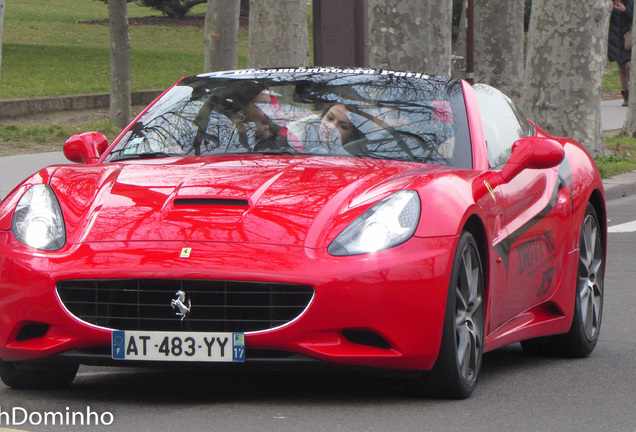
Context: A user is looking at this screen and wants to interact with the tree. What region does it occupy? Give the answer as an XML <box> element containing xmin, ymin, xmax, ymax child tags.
<box><xmin>473</xmin><ymin>0</ymin><xmax>524</xmax><ymax>97</ymax></box>
<box><xmin>204</xmin><ymin>0</ymin><xmax>240</xmax><ymax>72</ymax></box>
<box><xmin>0</xmin><ymin>0</ymin><xmax>4</xmax><ymax>96</ymax></box>
<box><xmin>368</xmin><ymin>0</ymin><xmax>452</xmax><ymax>75</ymax></box>
<box><xmin>522</xmin><ymin>0</ymin><xmax>611</xmax><ymax>157</ymax></box>
<box><xmin>247</xmin><ymin>0</ymin><xmax>308</xmax><ymax>68</ymax></box>
<box><xmin>108</xmin><ymin>0</ymin><xmax>131</xmax><ymax>129</ymax></box>
<box><xmin>624</xmin><ymin>10</ymin><xmax>636</xmax><ymax>136</ymax></box>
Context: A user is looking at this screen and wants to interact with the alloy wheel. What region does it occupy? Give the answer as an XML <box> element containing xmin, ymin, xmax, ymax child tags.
<box><xmin>578</xmin><ymin>212</ymin><xmax>604</xmax><ymax>341</ymax></box>
<box><xmin>454</xmin><ymin>244</ymin><xmax>484</xmax><ymax>385</ymax></box>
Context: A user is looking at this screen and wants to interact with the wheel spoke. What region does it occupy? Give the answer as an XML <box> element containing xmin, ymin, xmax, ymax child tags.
<box><xmin>456</xmin><ymin>325</ymin><xmax>470</xmax><ymax>370</ymax></box>
<box><xmin>456</xmin><ymin>286</ymin><xmax>468</xmax><ymax>315</ymax></box>
<box><xmin>580</xmin><ymin>223</ymin><xmax>591</xmax><ymax>268</ymax></box>
<box><xmin>591</xmin><ymin>258</ymin><xmax>603</xmax><ymax>276</ymax></box>
<box><xmin>456</xmin><ymin>321</ymin><xmax>482</xmax><ymax>381</ymax></box>
<box><xmin>590</xmin><ymin>283</ymin><xmax>603</xmax><ymax>332</ymax></box>
<box><xmin>587</xmin><ymin>223</ymin><xmax>598</xmax><ymax>255</ymax></box>
<box><xmin>582</xmin><ymin>287</ymin><xmax>594</xmax><ymax>334</ymax></box>
<box><xmin>463</xmin><ymin>250</ymin><xmax>480</xmax><ymax>300</ymax></box>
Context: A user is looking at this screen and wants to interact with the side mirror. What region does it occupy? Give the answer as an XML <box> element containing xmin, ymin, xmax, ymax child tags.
<box><xmin>472</xmin><ymin>137</ymin><xmax>564</xmax><ymax>202</ymax></box>
<box><xmin>63</xmin><ymin>132</ymin><xmax>109</xmax><ymax>164</ymax></box>
<box><xmin>500</xmin><ymin>137</ymin><xmax>564</xmax><ymax>182</ymax></box>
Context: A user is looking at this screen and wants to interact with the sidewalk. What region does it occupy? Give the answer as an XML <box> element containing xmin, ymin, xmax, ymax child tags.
<box><xmin>601</xmin><ymin>98</ymin><xmax>628</xmax><ymax>132</ymax></box>
<box><xmin>0</xmin><ymin>99</ymin><xmax>634</xmax><ymax>200</ymax></box>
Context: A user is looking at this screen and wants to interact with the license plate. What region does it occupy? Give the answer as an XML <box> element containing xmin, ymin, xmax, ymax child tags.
<box><xmin>112</xmin><ymin>331</ymin><xmax>245</xmax><ymax>362</ymax></box>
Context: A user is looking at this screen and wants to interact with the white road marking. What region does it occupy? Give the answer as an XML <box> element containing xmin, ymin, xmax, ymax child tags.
<box><xmin>608</xmin><ymin>220</ymin><xmax>636</xmax><ymax>233</ymax></box>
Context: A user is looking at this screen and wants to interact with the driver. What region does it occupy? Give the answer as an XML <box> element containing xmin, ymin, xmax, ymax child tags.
<box><xmin>198</xmin><ymin>81</ymin><xmax>290</xmax><ymax>153</ymax></box>
<box><xmin>231</xmin><ymin>83</ymin><xmax>290</xmax><ymax>151</ymax></box>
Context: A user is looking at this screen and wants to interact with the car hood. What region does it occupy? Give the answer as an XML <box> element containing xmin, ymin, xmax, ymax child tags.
<box><xmin>50</xmin><ymin>155</ymin><xmax>442</xmax><ymax>248</ymax></box>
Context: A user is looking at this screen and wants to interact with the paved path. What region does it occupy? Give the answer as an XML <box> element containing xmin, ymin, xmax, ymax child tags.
<box><xmin>601</xmin><ymin>98</ymin><xmax>628</xmax><ymax>131</ymax></box>
<box><xmin>0</xmin><ymin>100</ymin><xmax>634</xmax><ymax>200</ymax></box>
<box><xmin>0</xmin><ymin>152</ymin><xmax>69</xmax><ymax>199</ymax></box>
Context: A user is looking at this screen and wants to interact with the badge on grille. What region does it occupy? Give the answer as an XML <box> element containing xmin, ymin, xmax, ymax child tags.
<box><xmin>171</xmin><ymin>290</ymin><xmax>191</xmax><ymax>321</ymax></box>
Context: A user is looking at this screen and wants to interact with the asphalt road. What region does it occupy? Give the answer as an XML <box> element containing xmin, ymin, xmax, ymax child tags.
<box><xmin>0</xmin><ymin>177</ymin><xmax>635</xmax><ymax>432</ymax></box>
<box><xmin>0</xmin><ymin>152</ymin><xmax>68</xmax><ymax>199</ymax></box>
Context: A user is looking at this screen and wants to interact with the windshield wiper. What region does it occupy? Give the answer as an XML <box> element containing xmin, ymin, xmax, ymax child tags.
<box><xmin>250</xmin><ymin>150</ymin><xmax>309</xmax><ymax>156</ymax></box>
<box><xmin>109</xmin><ymin>152</ymin><xmax>177</xmax><ymax>162</ymax></box>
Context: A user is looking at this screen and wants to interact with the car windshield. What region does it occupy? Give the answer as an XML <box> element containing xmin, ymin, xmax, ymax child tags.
<box><xmin>105</xmin><ymin>69</ymin><xmax>471</xmax><ymax>168</ymax></box>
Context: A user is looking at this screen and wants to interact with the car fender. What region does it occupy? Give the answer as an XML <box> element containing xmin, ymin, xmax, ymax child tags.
<box><xmin>411</xmin><ymin>172</ymin><xmax>484</xmax><ymax>239</ymax></box>
<box><xmin>561</xmin><ymin>139</ymin><xmax>607</xmax><ymax>251</ymax></box>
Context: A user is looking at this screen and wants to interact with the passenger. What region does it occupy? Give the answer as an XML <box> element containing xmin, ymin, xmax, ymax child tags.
<box><xmin>319</xmin><ymin>103</ymin><xmax>363</xmax><ymax>147</ymax></box>
<box><xmin>286</xmin><ymin>103</ymin><xmax>364</xmax><ymax>154</ymax></box>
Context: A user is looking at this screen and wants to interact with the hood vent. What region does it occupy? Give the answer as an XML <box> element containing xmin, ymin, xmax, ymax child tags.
<box><xmin>174</xmin><ymin>198</ymin><xmax>249</xmax><ymax>207</ymax></box>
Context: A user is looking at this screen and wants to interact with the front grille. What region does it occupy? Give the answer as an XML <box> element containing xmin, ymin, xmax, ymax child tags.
<box><xmin>56</xmin><ymin>279</ymin><xmax>314</xmax><ymax>333</ymax></box>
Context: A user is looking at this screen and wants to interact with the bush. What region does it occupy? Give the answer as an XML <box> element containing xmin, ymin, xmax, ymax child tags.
<box><xmin>135</xmin><ymin>0</ymin><xmax>206</xmax><ymax>19</ymax></box>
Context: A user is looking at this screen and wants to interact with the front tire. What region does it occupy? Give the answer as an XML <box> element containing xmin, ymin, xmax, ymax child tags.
<box><xmin>0</xmin><ymin>359</ymin><xmax>78</xmax><ymax>389</ymax></box>
<box><xmin>411</xmin><ymin>231</ymin><xmax>485</xmax><ymax>399</ymax></box>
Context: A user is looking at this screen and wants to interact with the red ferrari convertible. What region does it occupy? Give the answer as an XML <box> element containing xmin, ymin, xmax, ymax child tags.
<box><xmin>0</xmin><ymin>68</ymin><xmax>606</xmax><ymax>398</ymax></box>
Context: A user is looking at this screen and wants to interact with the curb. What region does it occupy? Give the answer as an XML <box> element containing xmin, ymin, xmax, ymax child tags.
<box><xmin>0</xmin><ymin>90</ymin><xmax>162</xmax><ymax>119</ymax></box>
<box><xmin>601</xmin><ymin>171</ymin><xmax>636</xmax><ymax>201</ymax></box>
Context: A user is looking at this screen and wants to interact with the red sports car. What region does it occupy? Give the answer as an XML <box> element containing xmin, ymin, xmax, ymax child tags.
<box><xmin>0</xmin><ymin>68</ymin><xmax>606</xmax><ymax>398</ymax></box>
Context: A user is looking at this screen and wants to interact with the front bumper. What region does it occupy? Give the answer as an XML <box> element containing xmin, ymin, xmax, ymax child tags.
<box><xmin>0</xmin><ymin>234</ymin><xmax>456</xmax><ymax>371</ymax></box>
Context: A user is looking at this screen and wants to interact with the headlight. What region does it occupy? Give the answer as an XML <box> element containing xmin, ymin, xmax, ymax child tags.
<box><xmin>11</xmin><ymin>185</ymin><xmax>66</xmax><ymax>251</ymax></box>
<box><xmin>328</xmin><ymin>190</ymin><xmax>420</xmax><ymax>256</ymax></box>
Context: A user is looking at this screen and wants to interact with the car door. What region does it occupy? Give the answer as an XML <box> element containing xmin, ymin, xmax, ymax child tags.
<box><xmin>498</xmin><ymin>165</ymin><xmax>572</xmax><ymax>326</ymax></box>
<box><xmin>474</xmin><ymin>85</ymin><xmax>572</xmax><ymax>329</ymax></box>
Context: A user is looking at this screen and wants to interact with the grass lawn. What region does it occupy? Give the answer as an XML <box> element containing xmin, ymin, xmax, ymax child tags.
<box><xmin>0</xmin><ymin>118</ymin><xmax>121</xmax><ymax>156</ymax></box>
<box><xmin>596</xmin><ymin>134</ymin><xmax>636</xmax><ymax>178</ymax></box>
<box><xmin>1</xmin><ymin>0</ymin><xmax>246</xmax><ymax>99</ymax></box>
<box><xmin>603</xmin><ymin>62</ymin><xmax>621</xmax><ymax>92</ymax></box>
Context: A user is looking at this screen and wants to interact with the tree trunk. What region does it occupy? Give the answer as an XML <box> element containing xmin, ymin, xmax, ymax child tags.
<box><xmin>204</xmin><ymin>0</ymin><xmax>240</xmax><ymax>72</ymax></box>
<box><xmin>368</xmin><ymin>0</ymin><xmax>452</xmax><ymax>76</ymax></box>
<box><xmin>0</xmin><ymin>0</ymin><xmax>5</xmax><ymax>96</ymax></box>
<box><xmin>623</xmin><ymin>9</ymin><xmax>636</xmax><ymax>136</ymax></box>
<box><xmin>108</xmin><ymin>0</ymin><xmax>131</xmax><ymax>129</ymax></box>
<box><xmin>474</xmin><ymin>0</ymin><xmax>524</xmax><ymax>97</ymax></box>
<box><xmin>523</xmin><ymin>0</ymin><xmax>611</xmax><ymax>157</ymax></box>
<box><xmin>247</xmin><ymin>0</ymin><xmax>308</xmax><ymax>68</ymax></box>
